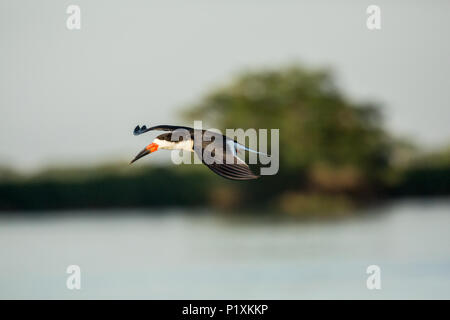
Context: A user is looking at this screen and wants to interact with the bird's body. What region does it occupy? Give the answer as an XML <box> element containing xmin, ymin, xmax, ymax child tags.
<box><xmin>130</xmin><ymin>125</ymin><xmax>261</xmax><ymax>180</ymax></box>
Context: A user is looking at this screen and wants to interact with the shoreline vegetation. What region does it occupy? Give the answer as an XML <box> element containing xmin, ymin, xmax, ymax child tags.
<box><xmin>1</xmin><ymin>65</ymin><xmax>449</xmax><ymax>216</ymax></box>
<box><xmin>0</xmin><ymin>149</ymin><xmax>449</xmax><ymax>216</ymax></box>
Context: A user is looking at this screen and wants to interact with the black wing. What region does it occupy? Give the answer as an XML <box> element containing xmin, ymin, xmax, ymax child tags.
<box><xmin>133</xmin><ymin>125</ymin><xmax>194</xmax><ymax>136</ymax></box>
<box><xmin>193</xmin><ymin>135</ymin><xmax>260</xmax><ymax>180</ymax></box>
<box><xmin>205</xmin><ymin>163</ymin><xmax>260</xmax><ymax>180</ymax></box>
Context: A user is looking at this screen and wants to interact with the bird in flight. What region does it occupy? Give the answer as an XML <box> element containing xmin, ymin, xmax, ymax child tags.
<box><xmin>130</xmin><ymin>125</ymin><xmax>262</xmax><ymax>180</ymax></box>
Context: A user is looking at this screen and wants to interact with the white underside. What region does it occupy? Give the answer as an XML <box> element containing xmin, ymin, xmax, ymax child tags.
<box><xmin>154</xmin><ymin>138</ymin><xmax>194</xmax><ymax>152</ymax></box>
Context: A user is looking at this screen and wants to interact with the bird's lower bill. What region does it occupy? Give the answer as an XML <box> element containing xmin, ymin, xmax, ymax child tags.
<box><xmin>130</xmin><ymin>143</ymin><xmax>159</xmax><ymax>164</ymax></box>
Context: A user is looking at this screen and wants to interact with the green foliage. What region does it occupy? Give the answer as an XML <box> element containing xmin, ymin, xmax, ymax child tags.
<box><xmin>185</xmin><ymin>65</ymin><xmax>391</xmax><ymax>191</ymax></box>
<box><xmin>390</xmin><ymin>145</ymin><xmax>450</xmax><ymax>196</ymax></box>
<box><xmin>0</xmin><ymin>164</ymin><xmax>215</xmax><ymax>211</ymax></box>
<box><xmin>0</xmin><ymin>65</ymin><xmax>448</xmax><ymax>214</ymax></box>
<box><xmin>410</xmin><ymin>146</ymin><xmax>450</xmax><ymax>168</ymax></box>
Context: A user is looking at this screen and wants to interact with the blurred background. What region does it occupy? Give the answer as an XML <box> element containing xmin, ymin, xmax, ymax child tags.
<box><xmin>1</xmin><ymin>0</ymin><xmax>449</xmax><ymax>299</ymax></box>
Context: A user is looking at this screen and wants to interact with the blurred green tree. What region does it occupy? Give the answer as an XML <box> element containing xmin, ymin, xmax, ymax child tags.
<box><xmin>185</xmin><ymin>65</ymin><xmax>391</xmax><ymax>196</ymax></box>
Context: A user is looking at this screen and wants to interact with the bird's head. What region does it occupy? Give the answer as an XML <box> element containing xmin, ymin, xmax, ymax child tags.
<box><xmin>130</xmin><ymin>133</ymin><xmax>182</xmax><ymax>164</ymax></box>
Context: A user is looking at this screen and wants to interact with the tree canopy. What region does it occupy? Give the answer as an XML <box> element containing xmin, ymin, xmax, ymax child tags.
<box><xmin>185</xmin><ymin>65</ymin><xmax>391</xmax><ymax>193</ymax></box>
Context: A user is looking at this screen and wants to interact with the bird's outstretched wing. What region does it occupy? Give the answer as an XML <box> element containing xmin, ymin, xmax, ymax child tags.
<box><xmin>204</xmin><ymin>162</ymin><xmax>260</xmax><ymax>180</ymax></box>
<box><xmin>194</xmin><ymin>137</ymin><xmax>260</xmax><ymax>180</ymax></box>
<box><xmin>133</xmin><ymin>125</ymin><xmax>194</xmax><ymax>136</ymax></box>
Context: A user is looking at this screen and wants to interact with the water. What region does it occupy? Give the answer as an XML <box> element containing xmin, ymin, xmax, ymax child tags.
<box><xmin>0</xmin><ymin>200</ymin><xmax>449</xmax><ymax>299</ymax></box>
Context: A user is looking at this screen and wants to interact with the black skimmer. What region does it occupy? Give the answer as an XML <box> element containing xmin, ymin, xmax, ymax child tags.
<box><xmin>130</xmin><ymin>125</ymin><xmax>261</xmax><ymax>180</ymax></box>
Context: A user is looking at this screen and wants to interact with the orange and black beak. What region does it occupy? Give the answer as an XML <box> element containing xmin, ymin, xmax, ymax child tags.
<box><xmin>130</xmin><ymin>143</ymin><xmax>159</xmax><ymax>164</ymax></box>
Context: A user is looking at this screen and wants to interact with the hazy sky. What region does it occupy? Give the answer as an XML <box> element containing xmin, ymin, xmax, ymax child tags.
<box><xmin>1</xmin><ymin>0</ymin><xmax>449</xmax><ymax>170</ymax></box>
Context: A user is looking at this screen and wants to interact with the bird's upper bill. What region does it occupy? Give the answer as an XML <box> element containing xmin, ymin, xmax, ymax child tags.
<box><xmin>130</xmin><ymin>142</ymin><xmax>159</xmax><ymax>164</ymax></box>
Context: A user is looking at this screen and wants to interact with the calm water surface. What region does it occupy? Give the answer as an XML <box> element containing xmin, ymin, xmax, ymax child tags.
<box><xmin>0</xmin><ymin>200</ymin><xmax>449</xmax><ymax>299</ymax></box>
